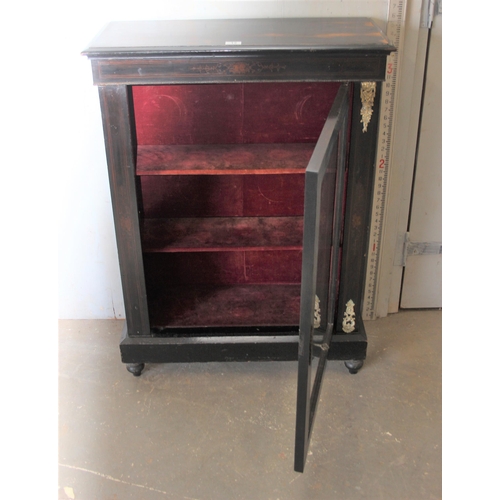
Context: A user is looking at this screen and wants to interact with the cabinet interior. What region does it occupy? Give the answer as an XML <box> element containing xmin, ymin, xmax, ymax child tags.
<box><xmin>132</xmin><ymin>82</ymin><xmax>341</xmax><ymax>329</ymax></box>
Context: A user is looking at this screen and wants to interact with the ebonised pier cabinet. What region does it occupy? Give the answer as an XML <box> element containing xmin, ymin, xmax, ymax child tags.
<box><xmin>83</xmin><ymin>18</ymin><xmax>394</xmax><ymax>472</ymax></box>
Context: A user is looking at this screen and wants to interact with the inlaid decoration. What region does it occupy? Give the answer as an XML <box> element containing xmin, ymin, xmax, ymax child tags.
<box><xmin>192</xmin><ymin>62</ymin><xmax>286</xmax><ymax>75</ymax></box>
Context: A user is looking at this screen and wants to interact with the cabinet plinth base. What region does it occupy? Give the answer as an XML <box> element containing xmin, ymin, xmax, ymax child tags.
<box><xmin>119</xmin><ymin>322</ymin><xmax>367</xmax><ymax>366</ymax></box>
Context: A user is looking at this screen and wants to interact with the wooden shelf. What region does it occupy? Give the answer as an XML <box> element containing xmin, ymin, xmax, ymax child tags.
<box><xmin>147</xmin><ymin>284</ymin><xmax>301</xmax><ymax>327</ymax></box>
<box><xmin>136</xmin><ymin>143</ymin><xmax>315</xmax><ymax>175</ymax></box>
<box><xmin>141</xmin><ymin>216</ymin><xmax>303</xmax><ymax>252</ymax></box>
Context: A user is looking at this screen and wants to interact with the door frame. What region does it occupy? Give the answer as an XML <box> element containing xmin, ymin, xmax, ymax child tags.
<box><xmin>366</xmin><ymin>0</ymin><xmax>436</xmax><ymax>317</ymax></box>
<box><xmin>294</xmin><ymin>83</ymin><xmax>351</xmax><ymax>473</ymax></box>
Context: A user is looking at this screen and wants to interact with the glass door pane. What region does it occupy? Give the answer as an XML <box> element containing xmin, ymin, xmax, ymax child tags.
<box><xmin>294</xmin><ymin>83</ymin><xmax>350</xmax><ymax>472</ymax></box>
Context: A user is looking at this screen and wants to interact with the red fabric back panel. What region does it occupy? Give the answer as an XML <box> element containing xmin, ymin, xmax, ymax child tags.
<box><xmin>132</xmin><ymin>82</ymin><xmax>341</xmax><ymax>145</ymax></box>
<box><xmin>143</xmin><ymin>250</ymin><xmax>302</xmax><ymax>286</ymax></box>
<box><xmin>141</xmin><ymin>216</ymin><xmax>303</xmax><ymax>253</ymax></box>
<box><xmin>146</xmin><ymin>284</ymin><xmax>301</xmax><ymax>327</ymax></box>
<box><xmin>140</xmin><ymin>174</ymin><xmax>305</xmax><ymax>218</ymax></box>
<box><xmin>134</xmin><ymin>82</ymin><xmax>338</xmax><ymax>326</ymax></box>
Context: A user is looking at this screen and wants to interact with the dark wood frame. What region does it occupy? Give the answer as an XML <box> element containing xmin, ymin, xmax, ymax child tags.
<box><xmin>295</xmin><ymin>83</ymin><xmax>351</xmax><ymax>471</ymax></box>
<box><xmin>84</xmin><ymin>17</ymin><xmax>394</xmax><ymax>472</ymax></box>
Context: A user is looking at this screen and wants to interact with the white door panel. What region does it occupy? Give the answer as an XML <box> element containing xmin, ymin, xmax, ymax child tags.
<box><xmin>400</xmin><ymin>12</ymin><xmax>442</xmax><ymax>308</ymax></box>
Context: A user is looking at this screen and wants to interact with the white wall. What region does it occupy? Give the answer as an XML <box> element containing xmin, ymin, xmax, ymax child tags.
<box><xmin>57</xmin><ymin>0</ymin><xmax>389</xmax><ymax>319</ymax></box>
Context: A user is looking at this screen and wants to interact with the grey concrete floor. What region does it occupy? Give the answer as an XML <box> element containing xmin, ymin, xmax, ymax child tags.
<box><xmin>58</xmin><ymin>310</ymin><xmax>441</xmax><ymax>499</ymax></box>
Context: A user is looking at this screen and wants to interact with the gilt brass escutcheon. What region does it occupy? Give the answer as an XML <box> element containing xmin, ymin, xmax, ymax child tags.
<box><xmin>360</xmin><ymin>82</ymin><xmax>376</xmax><ymax>133</ymax></box>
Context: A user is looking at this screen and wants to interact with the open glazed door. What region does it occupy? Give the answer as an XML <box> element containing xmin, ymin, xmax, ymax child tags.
<box><xmin>294</xmin><ymin>83</ymin><xmax>351</xmax><ymax>472</ymax></box>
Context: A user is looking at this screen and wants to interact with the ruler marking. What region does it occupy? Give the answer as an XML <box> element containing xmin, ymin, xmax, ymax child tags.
<box><xmin>363</xmin><ymin>0</ymin><xmax>406</xmax><ymax>320</ymax></box>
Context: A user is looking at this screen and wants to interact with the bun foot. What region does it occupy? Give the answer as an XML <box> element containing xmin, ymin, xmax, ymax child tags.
<box><xmin>344</xmin><ymin>360</ymin><xmax>364</xmax><ymax>374</ymax></box>
<box><xmin>126</xmin><ymin>363</ymin><xmax>145</xmax><ymax>376</ymax></box>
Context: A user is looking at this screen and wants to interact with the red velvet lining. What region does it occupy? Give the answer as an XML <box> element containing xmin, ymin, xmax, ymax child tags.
<box><xmin>141</xmin><ymin>216</ymin><xmax>303</xmax><ymax>253</ymax></box>
<box><xmin>133</xmin><ymin>82</ymin><xmax>339</xmax><ymax>328</ymax></box>
<box><xmin>133</xmin><ymin>82</ymin><xmax>340</xmax><ymax>145</ymax></box>
<box><xmin>143</xmin><ymin>251</ymin><xmax>302</xmax><ymax>286</ymax></box>
<box><xmin>140</xmin><ymin>174</ymin><xmax>305</xmax><ymax>218</ymax></box>
<box><xmin>146</xmin><ymin>284</ymin><xmax>301</xmax><ymax>327</ymax></box>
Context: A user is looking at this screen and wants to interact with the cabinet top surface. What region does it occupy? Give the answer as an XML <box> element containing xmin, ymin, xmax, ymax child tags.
<box><xmin>82</xmin><ymin>18</ymin><xmax>394</xmax><ymax>57</ymax></box>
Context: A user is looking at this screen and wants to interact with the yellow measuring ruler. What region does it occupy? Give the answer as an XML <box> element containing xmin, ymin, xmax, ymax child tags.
<box><xmin>363</xmin><ymin>0</ymin><xmax>407</xmax><ymax>320</ymax></box>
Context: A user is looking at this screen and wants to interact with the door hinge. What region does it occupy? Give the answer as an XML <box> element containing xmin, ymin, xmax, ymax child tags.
<box><xmin>399</xmin><ymin>232</ymin><xmax>442</xmax><ymax>266</ymax></box>
<box><xmin>421</xmin><ymin>0</ymin><xmax>440</xmax><ymax>28</ymax></box>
